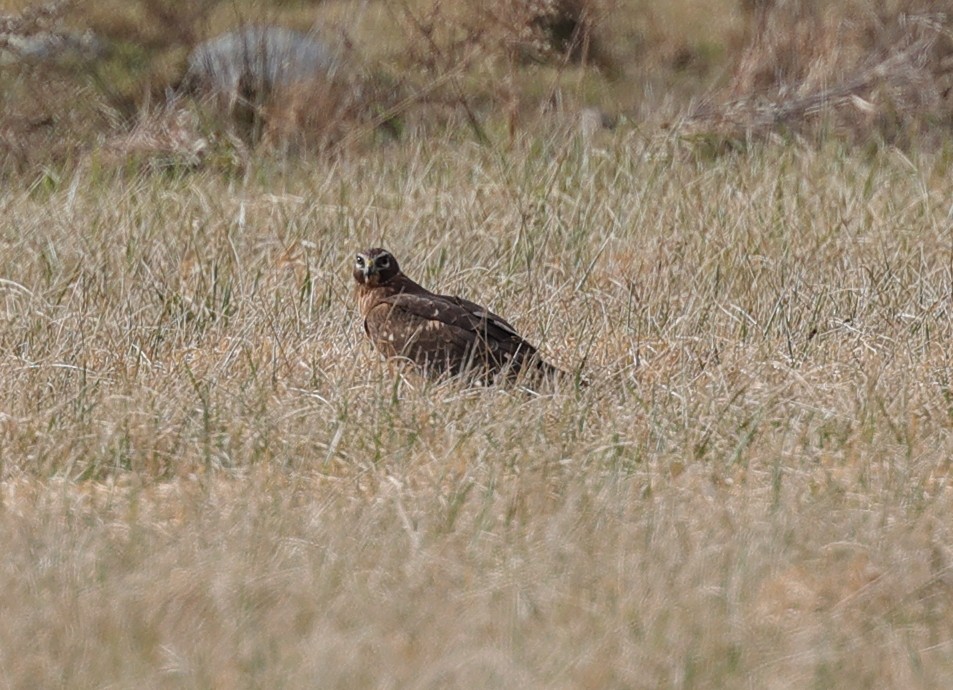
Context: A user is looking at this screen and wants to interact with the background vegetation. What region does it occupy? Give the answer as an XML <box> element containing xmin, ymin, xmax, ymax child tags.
<box><xmin>2</xmin><ymin>0</ymin><xmax>953</xmax><ymax>687</ymax></box>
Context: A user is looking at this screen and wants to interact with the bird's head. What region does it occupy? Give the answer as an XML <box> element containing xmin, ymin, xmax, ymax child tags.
<box><xmin>354</xmin><ymin>248</ymin><xmax>400</xmax><ymax>287</ymax></box>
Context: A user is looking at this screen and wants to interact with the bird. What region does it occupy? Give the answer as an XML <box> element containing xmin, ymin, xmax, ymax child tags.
<box><xmin>352</xmin><ymin>247</ymin><xmax>573</xmax><ymax>386</ymax></box>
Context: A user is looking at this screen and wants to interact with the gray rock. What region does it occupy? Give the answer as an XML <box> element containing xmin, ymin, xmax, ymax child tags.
<box><xmin>186</xmin><ymin>26</ymin><xmax>340</xmax><ymax>99</ymax></box>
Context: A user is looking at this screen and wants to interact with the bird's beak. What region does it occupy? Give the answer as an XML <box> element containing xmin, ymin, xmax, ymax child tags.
<box><xmin>360</xmin><ymin>261</ymin><xmax>379</xmax><ymax>283</ymax></box>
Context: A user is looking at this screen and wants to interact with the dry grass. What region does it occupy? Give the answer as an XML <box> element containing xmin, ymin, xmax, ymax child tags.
<box><xmin>2</xmin><ymin>0</ymin><xmax>953</xmax><ymax>687</ymax></box>
<box><xmin>2</xmin><ymin>127</ymin><xmax>953</xmax><ymax>686</ymax></box>
<box><xmin>687</xmin><ymin>0</ymin><xmax>953</xmax><ymax>144</ymax></box>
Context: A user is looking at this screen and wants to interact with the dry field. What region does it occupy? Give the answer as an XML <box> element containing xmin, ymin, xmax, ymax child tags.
<box><xmin>2</xmin><ymin>131</ymin><xmax>953</xmax><ymax>688</ymax></box>
<box><xmin>3</xmin><ymin>0</ymin><xmax>953</xmax><ymax>688</ymax></box>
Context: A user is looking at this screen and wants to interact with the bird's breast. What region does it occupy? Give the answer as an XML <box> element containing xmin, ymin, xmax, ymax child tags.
<box><xmin>355</xmin><ymin>286</ymin><xmax>378</xmax><ymax>317</ymax></box>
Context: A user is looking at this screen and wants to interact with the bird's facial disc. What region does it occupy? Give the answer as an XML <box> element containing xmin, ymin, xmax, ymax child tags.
<box><xmin>354</xmin><ymin>251</ymin><xmax>395</xmax><ymax>285</ymax></box>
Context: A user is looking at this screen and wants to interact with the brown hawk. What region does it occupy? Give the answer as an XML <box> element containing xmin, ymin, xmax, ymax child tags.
<box><xmin>353</xmin><ymin>247</ymin><xmax>572</xmax><ymax>385</ymax></box>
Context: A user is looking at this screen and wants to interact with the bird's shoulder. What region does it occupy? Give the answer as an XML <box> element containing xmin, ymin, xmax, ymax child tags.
<box><xmin>377</xmin><ymin>290</ymin><xmax>518</xmax><ymax>337</ymax></box>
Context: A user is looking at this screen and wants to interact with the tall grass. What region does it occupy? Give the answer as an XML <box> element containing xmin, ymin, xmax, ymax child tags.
<box><xmin>2</xmin><ymin>128</ymin><xmax>953</xmax><ymax>686</ymax></box>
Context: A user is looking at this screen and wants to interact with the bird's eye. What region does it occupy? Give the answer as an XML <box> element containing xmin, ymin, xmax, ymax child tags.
<box><xmin>355</xmin><ymin>255</ymin><xmax>365</xmax><ymax>267</ymax></box>
<box><xmin>378</xmin><ymin>256</ymin><xmax>390</xmax><ymax>268</ymax></box>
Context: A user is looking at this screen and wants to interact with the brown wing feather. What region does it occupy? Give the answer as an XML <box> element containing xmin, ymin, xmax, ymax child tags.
<box><xmin>364</xmin><ymin>298</ymin><xmax>479</xmax><ymax>375</ymax></box>
<box><xmin>395</xmin><ymin>293</ymin><xmax>527</xmax><ymax>343</ymax></box>
<box><xmin>365</xmin><ymin>292</ymin><xmax>541</xmax><ymax>378</ymax></box>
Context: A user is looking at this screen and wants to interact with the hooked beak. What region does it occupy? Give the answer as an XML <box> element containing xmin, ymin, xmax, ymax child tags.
<box><xmin>359</xmin><ymin>261</ymin><xmax>379</xmax><ymax>284</ymax></box>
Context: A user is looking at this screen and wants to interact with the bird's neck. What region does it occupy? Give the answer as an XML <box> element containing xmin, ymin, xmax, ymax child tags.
<box><xmin>356</xmin><ymin>274</ymin><xmax>428</xmax><ymax>316</ymax></box>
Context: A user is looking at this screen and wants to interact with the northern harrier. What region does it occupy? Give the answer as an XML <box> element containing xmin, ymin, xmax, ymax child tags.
<box><xmin>353</xmin><ymin>248</ymin><xmax>572</xmax><ymax>385</ymax></box>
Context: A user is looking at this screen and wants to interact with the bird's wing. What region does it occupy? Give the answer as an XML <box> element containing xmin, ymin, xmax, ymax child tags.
<box><xmin>363</xmin><ymin>294</ymin><xmax>480</xmax><ymax>368</ymax></box>
<box><xmin>381</xmin><ymin>292</ymin><xmax>534</xmax><ymax>350</ymax></box>
<box><xmin>442</xmin><ymin>295</ymin><xmax>523</xmax><ymax>338</ymax></box>
<box><xmin>365</xmin><ymin>291</ymin><xmax>568</xmax><ymax>382</ymax></box>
